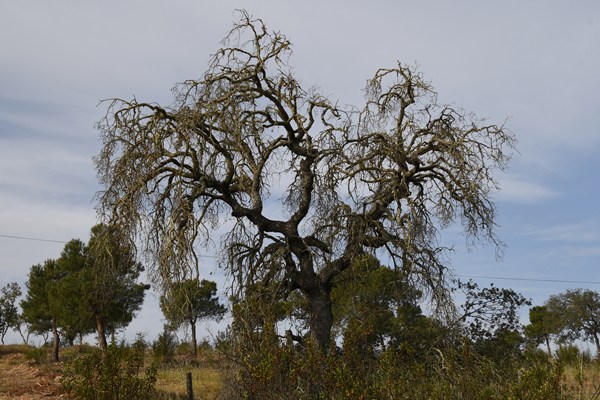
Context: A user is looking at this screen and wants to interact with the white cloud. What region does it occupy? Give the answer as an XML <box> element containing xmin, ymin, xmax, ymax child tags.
<box><xmin>495</xmin><ymin>178</ymin><xmax>560</xmax><ymax>204</ymax></box>
<box><xmin>521</xmin><ymin>223</ymin><xmax>600</xmax><ymax>244</ymax></box>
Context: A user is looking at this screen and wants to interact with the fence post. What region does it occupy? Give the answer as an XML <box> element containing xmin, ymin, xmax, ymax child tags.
<box><xmin>186</xmin><ymin>371</ymin><xmax>194</xmax><ymax>400</ymax></box>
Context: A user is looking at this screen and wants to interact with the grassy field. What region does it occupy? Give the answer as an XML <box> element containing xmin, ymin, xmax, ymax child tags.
<box><xmin>0</xmin><ymin>344</ymin><xmax>223</xmax><ymax>400</ymax></box>
<box><xmin>562</xmin><ymin>362</ymin><xmax>600</xmax><ymax>399</ymax></box>
<box><xmin>156</xmin><ymin>366</ymin><xmax>222</xmax><ymax>399</ymax></box>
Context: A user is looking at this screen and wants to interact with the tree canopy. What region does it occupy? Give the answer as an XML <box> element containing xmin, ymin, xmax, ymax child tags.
<box><xmin>524</xmin><ymin>305</ymin><xmax>562</xmax><ymax>357</ymax></box>
<box><xmin>0</xmin><ymin>282</ymin><xmax>22</xmax><ymax>344</ymax></box>
<box><xmin>95</xmin><ymin>12</ymin><xmax>514</xmax><ymax>351</ymax></box>
<box><xmin>21</xmin><ymin>225</ymin><xmax>148</xmax><ymax>354</ymax></box>
<box><xmin>160</xmin><ymin>278</ymin><xmax>226</xmax><ymax>356</ymax></box>
<box><xmin>21</xmin><ymin>259</ymin><xmax>61</xmax><ymax>360</ymax></box>
<box><xmin>546</xmin><ymin>289</ymin><xmax>600</xmax><ymax>355</ymax></box>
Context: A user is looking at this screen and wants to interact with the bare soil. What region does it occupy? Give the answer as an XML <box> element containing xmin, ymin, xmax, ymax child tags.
<box><xmin>0</xmin><ymin>348</ymin><xmax>64</xmax><ymax>400</ymax></box>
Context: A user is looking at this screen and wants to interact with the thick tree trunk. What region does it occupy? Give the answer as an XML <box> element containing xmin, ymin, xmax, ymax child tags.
<box><xmin>96</xmin><ymin>314</ymin><xmax>108</xmax><ymax>351</ymax></box>
<box><xmin>306</xmin><ymin>284</ymin><xmax>333</xmax><ymax>351</ymax></box>
<box><xmin>191</xmin><ymin>320</ymin><xmax>198</xmax><ymax>357</ymax></box>
<box><xmin>51</xmin><ymin>317</ymin><xmax>59</xmax><ymax>362</ymax></box>
<box><xmin>594</xmin><ymin>334</ymin><xmax>600</xmax><ymax>357</ymax></box>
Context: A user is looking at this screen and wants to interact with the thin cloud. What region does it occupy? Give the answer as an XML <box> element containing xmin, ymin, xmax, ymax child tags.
<box><xmin>520</xmin><ymin>223</ymin><xmax>599</xmax><ymax>244</ymax></box>
<box><xmin>495</xmin><ymin>178</ymin><xmax>560</xmax><ymax>204</ymax></box>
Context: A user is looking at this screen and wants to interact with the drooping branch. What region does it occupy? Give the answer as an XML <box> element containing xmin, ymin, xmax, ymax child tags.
<box><xmin>95</xmin><ymin>11</ymin><xmax>515</xmax><ymax>350</ymax></box>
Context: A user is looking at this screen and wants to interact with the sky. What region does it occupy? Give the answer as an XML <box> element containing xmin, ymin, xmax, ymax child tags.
<box><xmin>1</xmin><ymin>1</ymin><xmax>599</xmax><ymax>345</ymax></box>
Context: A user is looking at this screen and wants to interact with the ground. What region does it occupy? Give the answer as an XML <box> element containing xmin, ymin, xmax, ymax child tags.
<box><xmin>0</xmin><ymin>344</ymin><xmax>223</xmax><ymax>400</ymax></box>
<box><xmin>0</xmin><ymin>349</ymin><xmax>63</xmax><ymax>399</ymax></box>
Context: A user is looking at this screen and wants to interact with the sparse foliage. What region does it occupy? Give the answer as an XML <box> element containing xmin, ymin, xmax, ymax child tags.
<box><xmin>458</xmin><ymin>280</ymin><xmax>531</xmax><ymax>362</ymax></box>
<box><xmin>459</xmin><ymin>280</ymin><xmax>530</xmax><ymax>340</ymax></box>
<box><xmin>96</xmin><ymin>11</ymin><xmax>514</xmax><ymax>355</ymax></box>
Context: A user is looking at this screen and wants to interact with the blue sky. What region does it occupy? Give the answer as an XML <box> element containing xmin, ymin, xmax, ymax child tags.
<box><xmin>1</xmin><ymin>1</ymin><xmax>599</xmax><ymax>344</ymax></box>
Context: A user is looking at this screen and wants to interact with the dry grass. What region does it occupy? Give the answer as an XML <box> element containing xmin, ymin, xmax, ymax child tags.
<box><xmin>156</xmin><ymin>366</ymin><xmax>222</xmax><ymax>399</ymax></box>
<box><xmin>563</xmin><ymin>362</ymin><xmax>600</xmax><ymax>399</ymax></box>
<box><xmin>0</xmin><ymin>344</ymin><xmax>224</xmax><ymax>400</ymax></box>
<box><xmin>0</xmin><ymin>345</ymin><xmax>63</xmax><ymax>399</ymax></box>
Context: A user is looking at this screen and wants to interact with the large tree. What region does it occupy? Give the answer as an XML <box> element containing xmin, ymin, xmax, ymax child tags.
<box><xmin>85</xmin><ymin>224</ymin><xmax>149</xmax><ymax>350</ymax></box>
<box><xmin>160</xmin><ymin>278</ymin><xmax>226</xmax><ymax>356</ymax></box>
<box><xmin>50</xmin><ymin>239</ymin><xmax>96</xmax><ymax>345</ymax></box>
<box><xmin>21</xmin><ymin>228</ymin><xmax>148</xmax><ymax>354</ymax></box>
<box><xmin>95</xmin><ymin>12</ymin><xmax>514</xmax><ymax>351</ymax></box>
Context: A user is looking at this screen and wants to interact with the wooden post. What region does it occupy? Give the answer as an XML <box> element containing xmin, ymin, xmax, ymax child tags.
<box><xmin>186</xmin><ymin>371</ymin><xmax>194</xmax><ymax>400</ymax></box>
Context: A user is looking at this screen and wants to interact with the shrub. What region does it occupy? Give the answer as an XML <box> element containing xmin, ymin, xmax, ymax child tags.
<box><xmin>175</xmin><ymin>340</ymin><xmax>191</xmax><ymax>356</ymax></box>
<box><xmin>61</xmin><ymin>340</ymin><xmax>157</xmax><ymax>400</ymax></box>
<box><xmin>152</xmin><ymin>328</ymin><xmax>178</xmax><ymax>364</ymax></box>
<box><xmin>24</xmin><ymin>346</ymin><xmax>49</xmax><ymax>364</ymax></box>
<box><xmin>556</xmin><ymin>345</ymin><xmax>591</xmax><ymax>366</ymax></box>
<box><xmin>508</xmin><ymin>357</ymin><xmax>570</xmax><ymax>400</ymax></box>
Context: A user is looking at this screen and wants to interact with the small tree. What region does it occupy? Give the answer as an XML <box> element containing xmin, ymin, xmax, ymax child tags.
<box><xmin>0</xmin><ymin>282</ymin><xmax>22</xmax><ymax>344</ymax></box>
<box><xmin>160</xmin><ymin>279</ymin><xmax>226</xmax><ymax>356</ymax></box>
<box><xmin>21</xmin><ymin>260</ymin><xmax>61</xmax><ymax>361</ymax></box>
<box><xmin>524</xmin><ymin>305</ymin><xmax>562</xmax><ymax>357</ymax></box>
<box><xmin>458</xmin><ymin>280</ymin><xmax>531</xmax><ymax>361</ymax></box>
<box><xmin>331</xmin><ymin>255</ymin><xmax>426</xmax><ymax>352</ymax></box>
<box><xmin>546</xmin><ymin>289</ymin><xmax>600</xmax><ymax>355</ymax></box>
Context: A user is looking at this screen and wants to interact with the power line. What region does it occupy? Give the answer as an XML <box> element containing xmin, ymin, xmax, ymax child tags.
<box><xmin>457</xmin><ymin>274</ymin><xmax>600</xmax><ymax>285</ymax></box>
<box><xmin>0</xmin><ymin>234</ymin><xmax>67</xmax><ymax>244</ymax></box>
<box><xmin>0</xmin><ymin>233</ymin><xmax>220</xmax><ymax>258</ymax></box>
<box><xmin>0</xmin><ymin>234</ymin><xmax>595</xmax><ymax>284</ymax></box>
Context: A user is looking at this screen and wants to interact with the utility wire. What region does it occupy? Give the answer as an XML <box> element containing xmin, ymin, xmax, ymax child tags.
<box><xmin>0</xmin><ymin>234</ymin><xmax>596</xmax><ymax>283</ymax></box>
<box><xmin>0</xmin><ymin>233</ymin><xmax>219</xmax><ymax>258</ymax></box>
<box><xmin>456</xmin><ymin>274</ymin><xmax>600</xmax><ymax>285</ymax></box>
<box><xmin>0</xmin><ymin>234</ymin><xmax>67</xmax><ymax>244</ymax></box>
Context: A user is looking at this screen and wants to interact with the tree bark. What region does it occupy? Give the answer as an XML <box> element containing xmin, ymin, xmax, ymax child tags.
<box><xmin>306</xmin><ymin>284</ymin><xmax>333</xmax><ymax>351</ymax></box>
<box><xmin>51</xmin><ymin>317</ymin><xmax>59</xmax><ymax>362</ymax></box>
<box><xmin>191</xmin><ymin>320</ymin><xmax>197</xmax><ymax>357</ymax></box>
<box><xmin>96</xmin><ymin>314</ymin><xmax>108</xmax><ymax>351</ymax></box>
<box><xmin>17</xmin><ymin>325</ymin><xmax>30</xmax><ymax>345</ymax></box>
<box><xmin>545</xmin><ymin>335</ymin><xmax>552</xmax><ymax>358</ymax></box>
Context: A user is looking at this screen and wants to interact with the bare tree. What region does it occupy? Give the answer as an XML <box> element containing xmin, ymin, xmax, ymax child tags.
<box><xmin>95</xmin><ymin>11</ymin><xmax>514</xmax><ymax>351</ymax></box>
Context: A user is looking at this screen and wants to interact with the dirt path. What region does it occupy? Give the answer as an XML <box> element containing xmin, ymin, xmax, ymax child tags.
<box><xmin>0</xmin><ymin>351</ymin><xmax>64</xmax><ymax>399</ymax></box>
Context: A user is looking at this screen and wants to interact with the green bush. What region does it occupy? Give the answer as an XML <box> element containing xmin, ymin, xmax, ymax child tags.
<box><xmin>508</xmin><ymin>357</ymin><xmax>569</xmax><ymax>400</ymax></box>
<box><xmin>175</xmin><ymin>340</ymin><xmax>191</xmax><ymax>356</ymax></box>
<box><xmin>152</xmin><ymin>328</ymin><xmax>178</xmax><ymax>363</ymax></box>
<box><xmin>24</xmin><ymin>346</ymin><xmax>49</xmax><ymax>364</ymax></box>
<box><xmin>556</xmin><ymin>345</ymin><xmax>591</xmax><ymax>366</ymax></box>
<box><xmin>61</xmin><ymin>340</ymin><xmax>156</xmax><ymax>400</ymax></box>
